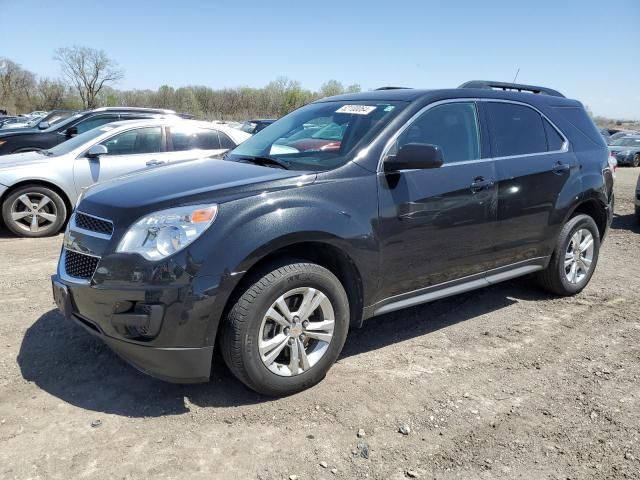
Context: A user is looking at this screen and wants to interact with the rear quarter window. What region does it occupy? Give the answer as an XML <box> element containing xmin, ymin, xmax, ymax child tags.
<box><xmin>552</xmin><ymin>107</ymin><xmax>605</xmax><ymax>147</ymax></box>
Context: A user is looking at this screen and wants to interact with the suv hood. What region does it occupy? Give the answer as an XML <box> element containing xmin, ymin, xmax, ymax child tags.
<box><xmin>0</xmin><ymin>151</ymin><xmax>52</xmax><ymax>170</ymax></box>
<box><xmin>81</xmin><ymin>157</ymin><xmax>315</xmax><ymax>219</ymax></box>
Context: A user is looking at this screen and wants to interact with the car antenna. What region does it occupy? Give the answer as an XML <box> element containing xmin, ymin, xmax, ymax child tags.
<box><xmin>513</xmin><ymin>67</ymin><xmax>520</xmax><ymax>83</ymax></box>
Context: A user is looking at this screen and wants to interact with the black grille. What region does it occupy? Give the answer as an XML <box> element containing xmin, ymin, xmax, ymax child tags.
<box><xmin>64</xmin><ymin>249</ymin><xmax>99</xmax><ymax>279</ymax></box>
<box><xmin>75</xmin><ymin>212</ymin><xmax>113</xmax><ymax>236</ymax></box>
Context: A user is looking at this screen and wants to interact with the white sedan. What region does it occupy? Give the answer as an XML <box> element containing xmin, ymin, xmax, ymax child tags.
<box><xmin>0</xmin><ymin>119</ymin><xmax>250</xmax><ymax>237</ymax></box>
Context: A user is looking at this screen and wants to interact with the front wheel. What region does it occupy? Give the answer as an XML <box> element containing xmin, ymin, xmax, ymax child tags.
<box><xmin>1</xmin><ymin>185</ymin><xmax>67</xmax><ymax>237</ymax></box>
<box><xmin>220</xmin><ymin>261</ymin><xmax>349</xmax><ymax>396</ymax></box>
<box><xmin>535</xmin><ymin>214</ymin><xmax>600</xmax><ymax>296</ymax></box>
<box><xmin>632</xmin><ymin>154</ymin><xmax>640</xmax><ymax>168</ymax></box>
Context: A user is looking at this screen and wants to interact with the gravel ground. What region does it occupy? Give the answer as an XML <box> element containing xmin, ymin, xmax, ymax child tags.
<box><xmin>0</xmin><ymin>168</ymin><xmax>639</xmax><ymax>480</ymax></box>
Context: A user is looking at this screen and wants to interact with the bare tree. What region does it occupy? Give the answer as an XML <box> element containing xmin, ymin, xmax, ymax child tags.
<box><xmin>54</xmin><ymin>46</ymin><xmax>124</xmax><ymax>109</ymax></box>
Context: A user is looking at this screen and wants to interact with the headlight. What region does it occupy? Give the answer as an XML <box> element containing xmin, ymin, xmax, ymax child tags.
<box><xmin>116</xmin><ymin>204</ymin><xmax>218</xmax><ymax>260</ymax></box>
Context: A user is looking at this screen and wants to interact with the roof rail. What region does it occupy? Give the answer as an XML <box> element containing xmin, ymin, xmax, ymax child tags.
<box><xmin>459</xmin><ymin>80</ymin><xmax>565</xmax><ymax>98</ymax></box>
<box><xmin>375</xmin><ymin>86</ymin><xmax>411</xmax><ymax>91</ymax></box>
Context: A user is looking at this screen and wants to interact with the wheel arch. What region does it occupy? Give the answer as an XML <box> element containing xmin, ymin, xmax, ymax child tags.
<box><xmin>220</xmin><ymin>239</ymin><xmax>366</xmax><ymax>332</ymax></box>
<box><xmin>565</xmin><ymin>197</ymin><xmax>608</xmax><ymax>239</ymax></box>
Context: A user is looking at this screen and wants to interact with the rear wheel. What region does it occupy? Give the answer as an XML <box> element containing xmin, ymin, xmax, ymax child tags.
<box><xmin>632</xmin><ymin>154</ymin><xmax>640</xmax><ymax>168</ymax></box>
<box><xmin>1</xmin><ymin>185</ymin><xmax>67</xmax><ymax>237</ymax></box>
<box><xmin>536</xmin><ymin>214</ymin><xmax>600</xmax><ymax>296</ymax></box>
<box><xmin>220</xmin><ymin>261</ymin><xmax>349</xmax><ymax>396</ymax></box>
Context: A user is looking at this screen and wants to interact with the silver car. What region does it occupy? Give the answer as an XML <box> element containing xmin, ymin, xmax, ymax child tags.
<box><xmin>0</xmin><ymin>119</ymin><xmax>250</xmax><ymax>237</ymax></box>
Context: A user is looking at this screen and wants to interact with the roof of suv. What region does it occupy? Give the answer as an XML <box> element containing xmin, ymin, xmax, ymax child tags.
<box><xmin>317</xmin><ymin>81</ymin><xmax>581</xmax><ymax>108</ymax></box>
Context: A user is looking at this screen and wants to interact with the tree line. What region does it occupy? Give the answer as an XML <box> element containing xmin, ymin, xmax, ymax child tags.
<box><xmin>0</xmin><ymin>46</ymin><xmax>361</xmax><ymax>120</ymax></box>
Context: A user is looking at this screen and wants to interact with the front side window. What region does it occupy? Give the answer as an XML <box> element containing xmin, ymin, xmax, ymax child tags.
<box><xmin>611</xmin><ymin>137</ymin><xmax>640</xmax><ymax>147</ymax></box>
<box><xmin>75</xmin><ymin>115</ymin><xmax>119</xmax><ymax>134</ymax></box>
<box><xmin>230</xmin><ymin>100</ymin><xmax>407</xmax><ymax>171</ymax></box>
<box><xmin>170</xmin><ymin>126</ymin><xmax>221</xmax><ymax>151</ymax></box>
<box><xmin>487</xmin><ymin>103</ymin><xmax>547</xmax><ymax>157</ymax></box>
<box><xmin>390</xmin><ymin>102</ymin><xmax>481</xmax><ymax>163</ymax></box>
<box><xmin>99</xmin><ymin>127</ymin><xmax>163</xmax><ymax>155</ymax></box>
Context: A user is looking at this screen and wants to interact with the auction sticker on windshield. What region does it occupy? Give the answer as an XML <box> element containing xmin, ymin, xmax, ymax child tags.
<box><xmin>335</xmin><ymin>105</ymin><xmax>377</xmax><ymax>115</ymax></box>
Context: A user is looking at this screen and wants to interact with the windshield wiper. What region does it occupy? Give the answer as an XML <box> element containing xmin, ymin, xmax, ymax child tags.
<box><xmin>236</xmin><ymin>155</ymin><xmax>291</xmax><ymax>170</ymax></box>
<box><xmin>38</xmin><ymin>149</ymin><xmax>54</xmax><ymax>156</ymax></box>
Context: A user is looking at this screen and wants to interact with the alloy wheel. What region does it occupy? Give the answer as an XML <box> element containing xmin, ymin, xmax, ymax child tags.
<box><xmin>258</xmin><ymin>287</ymin><xmax>335</xmax><ymax>377</ymax></box>
<box><xmin>564</xmin><ymin>228</ymin><xmax>594</xmax><ymax>284</ymax></box>
<box><xmin>10</xmin><ymin>192</ymin><xmax>58</xmax><ymax>233</ymax></box>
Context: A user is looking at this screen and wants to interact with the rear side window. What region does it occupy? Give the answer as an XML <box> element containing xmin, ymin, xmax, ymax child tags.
<box><xmin>487</xmin><ymin>103</ymin><xmax>547</xmax><ymax>157</ymax></box>
<box><xmin>170</xmin><ymin>127</ymin><xmax>222</xmax><ymax>151</ymax></box>
<box><xmin>391</xmin><ymin>102</ymin><xmax>481</xmax><ymax>164</ymax></box>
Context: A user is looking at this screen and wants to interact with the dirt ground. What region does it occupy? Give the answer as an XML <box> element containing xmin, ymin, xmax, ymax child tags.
<box><xmin>1</xmin><ymin>168</ymin><xmax>639</xmax><ymax>480</ymax></box>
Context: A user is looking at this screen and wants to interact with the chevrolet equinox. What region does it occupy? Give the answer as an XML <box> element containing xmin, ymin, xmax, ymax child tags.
<box><xmin>52</xmin><ymin>81</ymin><xmax>614</xmax><ymax>396</ymax></box>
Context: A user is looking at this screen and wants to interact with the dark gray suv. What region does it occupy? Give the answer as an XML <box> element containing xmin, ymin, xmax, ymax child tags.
<box><xmin>52</xmin><ymin>81</ymin><xmax>614</xmax><ymax>396</ymax></box>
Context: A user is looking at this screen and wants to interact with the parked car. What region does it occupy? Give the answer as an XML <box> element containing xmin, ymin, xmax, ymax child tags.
<box><xmin>237</xmin><ymin>119</ymin><xmax>277</xmax><ymax>134</ymax></box>
<box><xmin>0</xmin><ymin>110</ymin><xmax>78</xmax><ymax>134</ymax></box>
<box><xmin>599</xmin><ymin>128</ymin><xmax>611</xmax><ymax>145</ymax></box>
<box><xmin>51</xmin><ymin>80</ymin><xmax>613</xmax><ymax>395</ymax></box>
<box><xmin>608</xmin><ymin>135</ymin><xmax>640</xmax><ymax>167</ymax></box>
<box><xmin>609</xmin><ymin>131</ymin><xmax>639</xmax><ymax>144</ymax></box>
<box><xmin>0</xmin><ymin>107</ymin><xmax>179</xmax><ymax>156</ymax></box>
<box><xmin>0</xmin><ymin>116</ymin><xmax>27</xmax><ymax>129</ymax></box>
<box><xmin>1</xmin><ymin>114</ymin><xmax>46</xmax><ymax>130</ymax></box>
<box><xmin>0</xmin><ymin>119</ymin><xmax>249</xmax><ymax>237</ymax></box>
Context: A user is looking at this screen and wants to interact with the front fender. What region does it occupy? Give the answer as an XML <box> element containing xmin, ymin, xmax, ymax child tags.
<box><xmin>194</xmin><ymin>167</ymin><xmax>380</xmax><ymax>345</ymax></box>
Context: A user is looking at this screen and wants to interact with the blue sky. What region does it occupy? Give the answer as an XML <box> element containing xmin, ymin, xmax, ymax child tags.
<box><xmin>1</xmin><ymin>0</ymin><xmax>638</xmax><ymax>119</ymax></box>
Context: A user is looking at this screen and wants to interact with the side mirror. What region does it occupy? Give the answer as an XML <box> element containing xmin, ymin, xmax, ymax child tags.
<box><xmin>383</xmin><ymin>143</ymin><xmax>443</xmax><ymax>172</ymax></box>
<box><xmin>65</xmin><ymin>126</ymin><xmax>78</xmax><ymax>137</ymax></box>
<box><xmin>37</xmin><ymin>121</ymin><xmax>49</xmax><ymax>130</ymax></box>
<box><xmin>86</xmin><ymin>144</ymin><xmax>108</xmax><ymax>159</ymax></box>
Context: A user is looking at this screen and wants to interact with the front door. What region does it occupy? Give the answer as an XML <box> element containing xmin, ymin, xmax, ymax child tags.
<box><xmin>72</xmin><ymin>126</ymin><xmax>167</xmax><ymax>194</ymax></box>
<box><xmin>376</xmin><ymin>101</ymin><xmax>498</xmax><ymax>300</ymax></box>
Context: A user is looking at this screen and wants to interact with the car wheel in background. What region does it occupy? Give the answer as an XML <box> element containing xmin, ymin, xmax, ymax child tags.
<box><xmin>632</xmin><ymin>154</ymin><xmax>640</xmax><ymax>168</ymax></box>
<box><xmin>1</xmin><ymin>185</ymin><xmax>67</xmax><ymax>237</ymax></box>
<box><xmin>220</xmin><ymin>260</ymin><xmax>349</xmax><ymax>396</ymax></box>
<box><xmin>535</xmin><ymin>214</ymin><xmax>600</xmax><ymax>296</ymax></box>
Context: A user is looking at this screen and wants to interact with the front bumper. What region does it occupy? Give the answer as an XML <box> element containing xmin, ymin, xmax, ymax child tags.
<box><xmin>52</xmin><ymin>270</ymin><xmax>217</xmax><ymax>383</ymax></box>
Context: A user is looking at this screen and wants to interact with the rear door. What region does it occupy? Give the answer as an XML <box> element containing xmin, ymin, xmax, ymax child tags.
<box><xmin>483</xmin><ymin>101</ymin><xmax>578</xmax><ymax>266</ymax></box>
<box><xmin>376</xmin><ymin>100</ymin><xmax>498</xmax><ymax>299</ymax></box>
<box><xmin>72</xmin><ymin>126</ymin><xmax>166</xmax><ymax>194</ymax></box>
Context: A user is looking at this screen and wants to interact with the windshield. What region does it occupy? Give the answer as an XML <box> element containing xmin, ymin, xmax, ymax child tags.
<box><xmin>229</xmin><ymin>100</ymin><xmax>406</xmax><ymax>171</ymax></box>
<box><xmin>612</xmin><ymin>137</ymin><xmax>640</xmax><ymax>147</ymax></box>
<box><xmin>46</xmin><ymin>125</ymin><xmax>117</xmax><ymax>156</ymax></box>
<box><xmin>44</xmin><ymin>113</ymin><xmax>83</xmax><ymax>132</ymax></box>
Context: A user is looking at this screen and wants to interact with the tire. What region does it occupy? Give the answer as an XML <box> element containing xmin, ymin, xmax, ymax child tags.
<box><xmin>536</xmin><ymin>214</ymin><xmax>600</xmax><ymax>296</ymax></box>
<box><xmin>220</xmin><ymin>260</ymin><xmax>350</xmax><ymax>396</ymax></box>
<box><xmin>632</xmin><ymin>154</ymin><xmax>640</xmax><ymax>168</ymax></box>
<box><xmin>1</xmin><ymin>185</ymin><xmax>67</xmax><ymax>238</ymax></box>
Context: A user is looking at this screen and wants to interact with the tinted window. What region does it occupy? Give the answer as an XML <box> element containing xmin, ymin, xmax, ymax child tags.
<box><xmin>553</xmin><ymin>106</ymin><xmax>605</xmax><ymax>146</ymax></box>
<box><xmin>170</xmin><ymin>126</ymin><xmax>222</xmax><ymax>151</ymax></box>
<box><xmin>543</xmin><ymin>119</ymin><xmax>565</xmax><ymax>151</ymax></box>
<box><xmin>392</xmin><ymin>102</ymin><xmax>481</xmax><ymax>163</ymax></box>
<box><xmin>75</xmin><ymin>115</ymin><xmax>119</xmax><ymax>134</ymax></box>
<box><xmin>100</xmin><ymin>127</ymin><xmax>163</xmax><ymax>155</ymax></box>
<box><xmin>487</xmin><ymin>103</ymin><xmax>547</xmax><ymax>156</ymax></box>
<box><xmin>218</xmin><ymin>131</ymin><xmax>236</xmax><ymax>149</ymax></box>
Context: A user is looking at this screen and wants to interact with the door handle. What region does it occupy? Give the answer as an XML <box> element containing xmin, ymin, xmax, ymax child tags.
<box><xmin>470</xmin><ymin>176</ymin><xmax>494</xmax><ymax>193</ymax></box>
<box><xmin>146</xmin><ymin>159</ymin><xmax>166</xmax><ymax>167</ymax></box>
<box><xmin>553</xmin><ymin>162</ymin><xmax>570</xmax><ymax>175</ymax></box>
